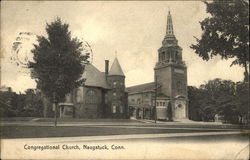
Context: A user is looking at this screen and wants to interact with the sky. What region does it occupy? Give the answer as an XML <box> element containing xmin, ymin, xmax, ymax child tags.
<box><xmin>1</xmin><ymin>1</ymin><xmax>245</xmax><ymax>92</ymax></box>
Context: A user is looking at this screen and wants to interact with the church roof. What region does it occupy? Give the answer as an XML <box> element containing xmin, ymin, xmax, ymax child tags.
<box><xmin>82</xmin><ymin>64</ymin><xmax>110</xmax><ymax>89</ymax></box>
<box><xmin>126</xmin><ymin>82</ymin><xmax>155</xmax><ymax>94</ymax></box>
<box><xmin>109</xmin><ymin>58</ymin><xmax>125</xmax><ymax>76</ymax></box>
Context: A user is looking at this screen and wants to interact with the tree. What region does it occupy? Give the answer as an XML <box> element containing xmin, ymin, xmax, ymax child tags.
<box><xmin>190</xmin><ymin>0</ymin><xmax>249</xmax><ymax>81</ymax></box>
<box><xmin>202</xmin><ymin>79</ymin><xmax>237</xmax><ymax>122</ymax></box>
<box><xmin>188</xmin><ymin>78</ymin><xmax>245</xmax><ymax>123</ymax></box>
<box><xmin>234</xmin><ymin>81</ymin><xmax>249</xmax><ymax>124</ymax></box>
<box><xmin>188</xmin><ymin>86</ymin><xmax>205</xmax><ymax>121</ymax></box>
<box><xmin>0</xmin><ymin>88</ymin><xmax>17</xmax><ymax>117</ymax></box>
<box><xmin>29</xmin><ymin>18</ymin><xmax>89</xmax><ymax>126</ymax></box>
<box><xmin>23</xmin><ymin>89</ymin><xmax>43</xmax><ymax>117</ymax></box>
<box><xmin>0</xmin><ymin>88</ymin><xmax>26</xmax><ymax>117</ymax></box>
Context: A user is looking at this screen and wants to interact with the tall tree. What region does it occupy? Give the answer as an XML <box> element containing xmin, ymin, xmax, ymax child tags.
<box><xmin>188</xmin><ymin>79</ymin><xmax>243</xmax><ymax>123</ymax></box>
<box><xmin>29</xmin><ymin>18</ymin><xmax>89</xmax><ymax>126</ymax></box>
<box><xmin>23</xmin><ymin>89</ymin><xmax>43</xmax><ymax>117</ymax></box>
<box><xmin>234</xmin><ymin>81</ymin><xmax>249</xmax><ymax>124</ymax></box>
<box><xmin>190</xmin><ymin>0</ymin><xmax>249</xmax><ymax>81</ymax></box>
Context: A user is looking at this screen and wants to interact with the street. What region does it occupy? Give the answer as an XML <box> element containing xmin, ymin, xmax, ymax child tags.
<box><xmin>1</xmin><ymin>119</ymin><xmax>249</xmax><ymax>159</ymax></box>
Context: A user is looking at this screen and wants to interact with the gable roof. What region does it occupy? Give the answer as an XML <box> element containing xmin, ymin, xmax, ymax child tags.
<box><xmin>126</xmin><ymin>82</ymin><xmax>155</xmax><ymax>93</ymax></box>
<box><xmin>82</xmin><ymin>64</ymin><xmax>110</xmax><ymax>89</ymax></box>
<box><xmin>109</xmin><ymin>58</ymin><xmax>125</xmax><ymax>76</ymax></box>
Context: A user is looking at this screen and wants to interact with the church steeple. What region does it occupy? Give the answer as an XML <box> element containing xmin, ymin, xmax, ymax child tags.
<box><xmin>154</xmin><ymin>9</ymin><xmax>188</xmax><ymax>121</ymax></box>
<box><xmin>162</xmin><ymin>10</ymin><xmax>178</xmax><ymax>47</ymax></box>
<box><xmin>166</xmin><ymin>11</ymin><xmax>174</xmax><ymax>36</ymax></box>
<box><xmin>156</xmin><ymin>10</ymin><xmax>184</xmax><ymax>66</ymax></box>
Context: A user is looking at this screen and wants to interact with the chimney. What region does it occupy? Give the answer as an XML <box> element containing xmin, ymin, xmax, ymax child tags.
<box><xmin>105</xmin><ymin>60</ymin><xmax>109</xmax><ymax>75</ymax></box>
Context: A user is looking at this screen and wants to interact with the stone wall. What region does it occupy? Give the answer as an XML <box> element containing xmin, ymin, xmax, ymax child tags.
<box><xmin>106</xmin><ymin>75</ymin><xmax>127</xmax><ymax>118</ymax></box>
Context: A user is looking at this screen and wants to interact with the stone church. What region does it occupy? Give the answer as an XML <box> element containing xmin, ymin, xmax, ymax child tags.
<box><xmin>44</xmin><ymin>58</ymin><xmax>128</xmax><ymax>119</ymax></box>
<box><xmin>127</xmin><ymin>11</ymin><xmax>188</xmax><ymax>121</ymax></box>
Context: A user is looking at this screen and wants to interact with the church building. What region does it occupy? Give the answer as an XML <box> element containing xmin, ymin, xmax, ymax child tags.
<box><xmin>127</xmin><ymin>11</ymin><xmax>188</xmax><ymax>121</ymax></box>
<box><xmin>44</xmin><ymin>58</ymin><xmax>128</xmax><ymax>119</ymax></box>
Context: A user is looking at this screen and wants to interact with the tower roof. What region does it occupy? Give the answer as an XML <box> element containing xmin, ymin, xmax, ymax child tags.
<box><xmin>162</xmin><ymin>10</ymin><xmax>178</xmax><ymax>46</ymax></box>
<box><xmin>109</xmin><ymin>57</ymin><xmax>125</xmax><ymax>76</ymax></box>
<box><xmin>166</xmin><ymin>11</ymin><xmax>174</xmax><ymax>36</ymax></box>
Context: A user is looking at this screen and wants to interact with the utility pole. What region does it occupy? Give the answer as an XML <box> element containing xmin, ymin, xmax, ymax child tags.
<box><xmin>53</xmin><ymin>92</ymin><xmax>57</xmax><ymax>127</ymax></box>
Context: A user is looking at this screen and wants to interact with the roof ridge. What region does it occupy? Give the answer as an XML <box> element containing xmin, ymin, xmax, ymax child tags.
<box><xmin>126</xmin><ymin>82</ymin><xmax>155</xmax><ymax>89</ymax></box>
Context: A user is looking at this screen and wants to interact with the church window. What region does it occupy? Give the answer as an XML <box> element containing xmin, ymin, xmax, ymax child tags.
<box><xmin>120</xmin><ymin>106</ymin><xmax>123</xmax><ymax>113</ymax></box>
<box><xmin>105</xmin><ymin>94</ymin><xmax>108</xmax><ymax>104</ymax></box>
<box><xmin>65</xmin><ymin>93</ymin><xmax>72</xmax><ymax>103</ymax></box>
<box><xmin>166</xmin><ymin>52</ymin><xmax>170</xmax><ymax>61</ymax></box>
<box><xmin>163</xmin><ymin>102</ymin><xmax>166</xmax><ymax>106</ymax></box>
<box><xmin>160</xmin><ymin>102</ymin><xmax>163</xmax><ymax>106</ymax></box>
<box><xmin>176</xmin><ymin>51</ymin><xmax>178</xmax><ymax>57</ymax></box>
<box><xmin>137</xmin><ymin>98</ymin><xmax>141</xmax><ymax>104</ymax></box>
<box><xmin>86</xmin><ymin>89</ymin><xmax>97</xmax><ymax>104</ymax></box>
<box><xmin>156</xmin><ymin>102</ymin><xmax>159</xmax><ymax>106</ymax></box>
<box><xmin>131</xmin><ymin>99</ymin><xmax>135</xmax><ymax>103</ymax></box>
<box><xmin>76</xmin><ymin>88</ymin><xmax>82</xmax><ymax>103</ymax></box>
<box><xmin>113</xmin><ymin>82</ymin><xmax>117</xmax><ymax>87</ymax></box>
<box><xmin>162</xmin><ymin>52</ymin><xmax>165</xmax><ymax>61</ymax></box>
<box><xmin>112</xmin><ymin>105</ymin><xmax>116</xmax><ymax>113</ymax></box>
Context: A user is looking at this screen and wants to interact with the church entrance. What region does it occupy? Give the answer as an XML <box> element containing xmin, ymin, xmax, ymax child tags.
<box><xmin>174</xmin><ymin>100</ymin><xmax>186</xmax><ymax>119</ymax></box>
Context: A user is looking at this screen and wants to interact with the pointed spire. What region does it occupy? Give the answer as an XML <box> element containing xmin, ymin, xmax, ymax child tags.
<box><xmin>162</xmin><ymin>10</ymin><xmax>178</xmax><ymax>47</ymax></box>
<box><xmin>166</xmin><ymin>10</ymin><xmax>174</xmax><ymax>35</ymax></box>
<box><xmin>109</xmin><ymin>57</ymin><xmax>125</xmax><ymax>76</ymax></box>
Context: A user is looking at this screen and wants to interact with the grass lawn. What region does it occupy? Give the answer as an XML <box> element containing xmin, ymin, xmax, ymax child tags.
<box><xmin>0</xmin><ymin>117</ymin><xmax>142</xmax><ymax>123</ymax></box>
<box><xmin>34</xmin><ymin>118</ymin><xmax>141</xmax><ymax>123</ymax></box>
<box><xmin>0</xmin><ymin>125</ymin><xmax>239</xmax><ymax>139</ymax></box>
<box><xmin>0</xmin><ymin>117</ymin><xmax>37</xmax><ymax>121</ymax></box>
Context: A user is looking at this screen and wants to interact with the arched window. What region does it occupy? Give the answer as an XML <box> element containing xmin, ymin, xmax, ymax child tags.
<box><xmin>105</xmin><ymin>93</ymin><xmax>108</xmax><ymax>104</ymax></box>
<box><xmin>162</xmin><ymin>52</ymin><xmax>165</xmax><ymax>61</ymax></box>
<box><xmin>175</xmin><ymin>51</ymin><xmax>179</xmax><ymax>62</ymax></box>
<box><xmin>76</xmin><ymin>88</ymin><xmax>82</xmax><ymax>103</ymax></box>
<box><xmin>166</xmin><ymin>51</ymin><xmax>170</xmax><ymax>61</ymax></box>
<box><xmin>86</xmin><ymin>89</ymin><xmax>97</xmax><ymax>104</ymax></box>
<box><xmin>120</xmin><ymin>106</ymin><xmax>123</xmax><ymax>113</ymax></box>
<box><xmin>113</xmin><ymin>82</ymin><xmax>117</xmax><ymax>88</ymax></box>
<box><xmin>65</xmin><ymin>93</ymin><xmax>72</xmax><ymax>103</ymax></box>
<box><xmin>112</xmin><ymin>105</ymin><xmax>116</xmax><ymax>113</ymax></box>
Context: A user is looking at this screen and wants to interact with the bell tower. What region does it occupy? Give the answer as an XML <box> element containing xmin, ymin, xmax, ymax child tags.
<box><xmin>154</xmin><ymin>11</ymin><xmax>188</xmax><ymax>120</ymax></box>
